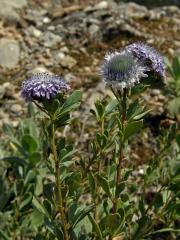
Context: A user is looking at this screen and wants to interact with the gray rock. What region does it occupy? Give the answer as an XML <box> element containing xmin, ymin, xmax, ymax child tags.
<box><xmin>0</xmin><ymin>6</ymin><xmax>20</xmax><ymax>22</ymax></box>
<box><xmin>0</xmin><ymin>0</ymin><xmax>27</xmax><ymax>22</ymax></box>
<box><xmin>2</xmin><ymin>82</ymin><xmax>15</xmax><ymax>98</ymax></box>
<box><xmin>64</xmin><ymin>73</ymin><xmax>77</xmax><ymax>83</ymax></box>
<box><xmin>51</xmin><ymin>0</ymin><xmax>62</xmax><ymax>9</ymax></box>
<box><xmin>42</xmin><ymin>32</ymin><xmax>62</xmax><ymax>47</ymax></box>
<box><xmin>25</xmin><ymin>9</ymin><xmax>48</xmax><ymax>27</ymax></box>
<box><xmin>88</xmin><ymin>24</ymin><xmax>100</xmax><ymax>38</ymax></box>
<box><xmin>94</xmin><ymin>1</ymin><xmax>109</xmax><ymax>10</ymax></box>
<box><xmin>120</xmin><ymin>23</ymin><xmax>149</xmax><ymax>38</ymax></box>
<box><xmin>47</xmin><ymin>26</ymin><xmax>56</xmax><ymax>31</ymax></box>
<box><xmin>10</xmin><ymin>104</ymin><xmax>23</xmax><ymax>113</ymax></box>
<box><xmin>149</xmin><ymin>9</ymin><xmax>166</xmax><ymax>20</ymax></box>
<box><xmin>125</xmin><ymin>2</ymin><xmax>148</xmax><ymax>18</ymax></box>
<box><xmin>27</xmin><ymin>26</ymin><xmax>42</xmax><ymax>38</ymax></box>
<box><xmin>60</xmin><ymin>55</ymin><xmax>77</xmax><ymax>68</ymax></box>
<box><xmin>162</xmin><ymin>5</ymin><xmax>180</xmax><ymax>14</ymax></box>
<box><xmin>85</xmin><ymin>1</ymin><xmax>109</xmax><ymax>12</ymax></box>
<box><xmin>0</xmin><ymin>39</ymin><xmax>20</xmax><ymax>68</ymax></box>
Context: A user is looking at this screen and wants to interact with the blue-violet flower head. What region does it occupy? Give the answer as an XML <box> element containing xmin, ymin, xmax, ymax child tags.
<box><xmin>21</xmin><ymin>72</ymin><xmax>70</xmax><ymax>101</ymax></box>
<box><xmin>125</xmin><ymin>42</ymin><xmax>165</xmax><ymax>80</ymax></box>
<box><xmin>101</xmin><ymin>51</ymin><xmax>148</xmax><ymax>89</ymax></box>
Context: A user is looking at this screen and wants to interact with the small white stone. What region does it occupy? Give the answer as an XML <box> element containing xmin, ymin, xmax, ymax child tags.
<box><xmin>43</xmin><ymin>17</ymin><xmax>51</xmax><ymax>23</ymax></box>
<box><xmin>47</xmin><ymin>25</ymin><xmax>55</xmax><ymax>31</ymax></box>
<box><xmin>139</xmin><ymin>169</ymin><xmax>144</xmax><ymax>175</ymax></box>
<box><xmin>55</xmin><ymin>52</ymin><xmax>65</xmax><ymax>61</ymax></box>
<box><xmin>95</xmin><ymin>1</ymin><xmax>108</xmax><ymax>10</ymax></box>
<box><xmin>33</xmin><ymin>28</ymin><xmax>42</xmax><ymax>38</ymax></box>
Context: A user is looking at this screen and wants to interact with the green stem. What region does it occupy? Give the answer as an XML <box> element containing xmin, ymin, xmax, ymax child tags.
<box><xmin>51</xmin><ymin>122</ymin><xmax>69</xmax><ymax>240</ymax></box>
<box><xmin>114</xmin><ymin>88</ymin><xmax>127</xmax><ymax>212</ymax></box>
<box><xmin>33</xmin><ymin>100</ymin><xmax>49</xmax><ymax>115</ymax></box>
<box><xmin>94</xmin><ymin>119</ymin><xmax>104</xmax><ymax>222</ymax></box>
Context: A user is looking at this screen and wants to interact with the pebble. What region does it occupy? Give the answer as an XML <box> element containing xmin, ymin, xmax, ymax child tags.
<box><xmin>126</xmin><ymin>2</ymin><xmax>148</xmax><ymax>18</ymax></box>
<box><xmin>42</xmin><ymin>32</ymin><xmax>62</xmax><ymax>48</ymax></box>
<box><xmin>43</xmin><ymin>17</ymin><xmax>51</xmax><ymax>24</ymax></box>
<box><xmin>64</xmin><ymin>73</ymin><xmax>77</xmax><ymax>84</ymax></box>
<box><xmin>94</xmin><ymin>1</ymin><xmax>109</xmax><ymax>10</ymax></box>
<box><xmin>0</xmin><ymin>38</ymin><xmax>20</xmax><ymax>68</ymax></box>
<box><xmin>158</xmin><ymin>95</ymin><xmax>166</xmax><ymax>102</ymax></box>
<box><xmin>12</xmin><ymin>120</ymin><xmax>19</xmax><ymax>128</ymax></box>
<box><xmin>168</xmin><ymin>48</ymin><xmax>175</xmax><ymax>57</ymax></box>
<box><xmin>2</xmin><ymin>82</ymin><xmax>15</xmax><ymax>98</ymax></box>
<box><xmin>174</xmin><ymin>41</ymin><xmax>180</xmax><ymax>48</ymax></box>
<box><xmin>47</xmin><ymin>26</ymin><xmax>56</xmax><ymax>31</ymax></box>
<box><xmin>55</xmin><ymin>52</ymin><xmax>65</xmax><ymax>61</ymax></box>
<box><xmin>60</xmin><ymin>55</ymin><xmax>77</xmax><ymax>68</ymax></box>
<box><xmin>10</xmin><ymin>104</ymin><xmax>23</xmax><ymax>113</ymax></box>
<box><xmin>30</xmin><ymin>27</ymin><xmax>42</xmax><ymax>38</ymax></box>
<box><xmin>88</xmin><ymin>24</ymin><xmax>100</xmax><ymax>38</ymax></box>
<box><xmin>150</xmin><ymin>89</ymin><xmax>161</xmax><ymax>97</ymax></box>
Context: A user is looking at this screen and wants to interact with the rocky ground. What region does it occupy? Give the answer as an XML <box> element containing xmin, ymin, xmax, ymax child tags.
<box><xmin>0</xmin><ymin>0</ymin><xmax>179</xmax><ymax>161</ymax></box>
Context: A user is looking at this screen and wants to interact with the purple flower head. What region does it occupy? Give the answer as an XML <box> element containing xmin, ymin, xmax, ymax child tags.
<box><xmin>21</xmin><ymin>72</ymin><xmax>70</xmax><ymax>102</ymax></box>
<box><xmin>101</xmin><ymin>51</ymin><xmax>148</xmax><ymax>89</ymax></box>
<box><xmin>125</xmin><ymin>42</ymin><xmax>165</xmax><ymax>80</ymax></box>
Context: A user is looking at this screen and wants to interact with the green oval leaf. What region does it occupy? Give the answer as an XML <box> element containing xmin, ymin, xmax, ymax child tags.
<box><xmin>22</xmin><ymin>134</ymin><xmax>38</xmax><ymax>154</ymax></box>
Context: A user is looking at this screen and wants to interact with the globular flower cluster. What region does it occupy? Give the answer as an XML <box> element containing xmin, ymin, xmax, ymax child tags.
<box><xmin>101</xmin><ymin>51</ymin><xmax>148</xmax><ymax>89</ymax></box>
<box><xmin>101</xmin><ymin>42</ymin><xmax>165</xmax><ymax>90</ymax></box>
<box><xmin>125</xmin><ymin>42</ymin><xmax>165</xmax><ymax>79</ymax></box>
<box><xmin>21</xmin><ymin>73</ymin><xmax>70</xmax><ymax>101</ymax></box>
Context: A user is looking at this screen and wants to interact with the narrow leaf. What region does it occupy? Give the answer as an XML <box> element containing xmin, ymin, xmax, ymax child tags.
<box><xmin>96</xmin><ymin>174</ymin><xmax>112</xmax><ymax>199</ymax></box>
<box><xmin>32</xmin><ymin>197</ymin><xmax>48</xmax><ymax>216</ymax></box>
<box><xmin>88</xmin><ymin>172</ymin><xmax>96</xmax><ymax>197</ymax></box>
<box><xmin>0</xmin><ymin>156</ymin><xmax>27</xmax><ymax>166</ymax></box>
<box><xmin>88</xmin><ymin>214</ymin><xmax>104</xmax><ymax>240</ymax></box>
<box><xmin>71</xmin><ymin>205</ymin><xmax>94</xmax><ymax>229</ymax></box>
<box><xmin>0</xmin><ymin>230</ymin><xmax>10</xmax><ymax>240</ymax></box>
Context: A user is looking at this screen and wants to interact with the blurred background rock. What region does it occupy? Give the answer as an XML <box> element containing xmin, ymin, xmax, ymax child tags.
<box><xmin>0</xmin><ymin>0</ymin><xmax>179</xmax><ymax>82</ymax></box>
